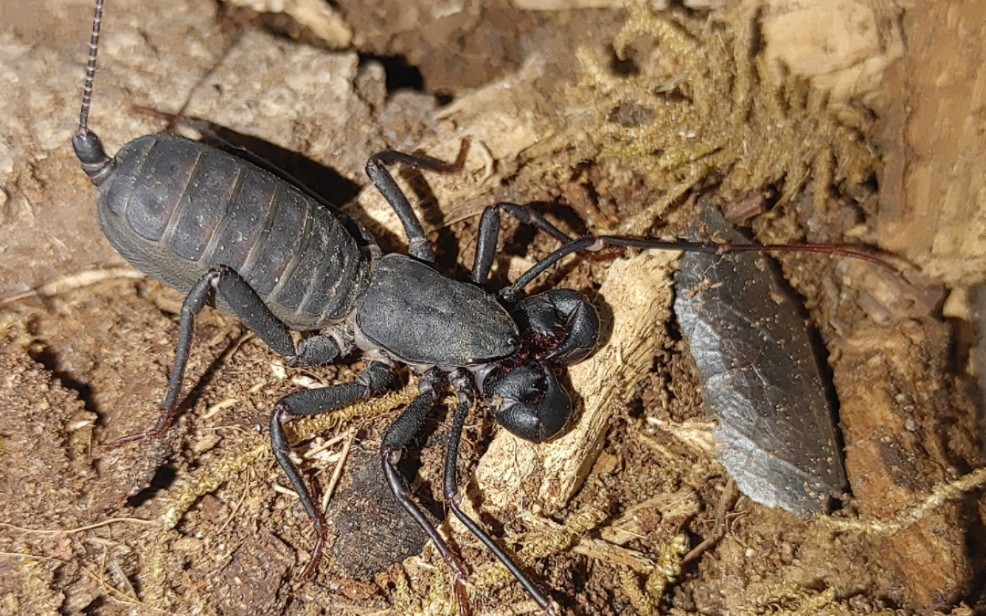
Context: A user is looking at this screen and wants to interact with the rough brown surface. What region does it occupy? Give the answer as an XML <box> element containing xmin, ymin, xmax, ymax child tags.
<box><xmin>874</xmin><ymin>1</ymin><xmax>986</xmax><ymax>288</ymax></box>
<box><xmin>1</xmin><ymin>1</ymin><xmax>983</xmax><ymax>615</ymax></box>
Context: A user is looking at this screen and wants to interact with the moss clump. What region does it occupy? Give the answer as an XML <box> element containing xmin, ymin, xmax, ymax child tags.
<box><xmin>575</xmin><ymin>3</ymin><xmax>876</xmax><ymax>234</ymax></box>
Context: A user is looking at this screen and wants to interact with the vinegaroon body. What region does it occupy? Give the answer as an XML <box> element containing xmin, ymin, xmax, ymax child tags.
<box><xmin>72</xmin><ymin>1</ymin><xmax>893</xmax><ymax>612</ymax></box>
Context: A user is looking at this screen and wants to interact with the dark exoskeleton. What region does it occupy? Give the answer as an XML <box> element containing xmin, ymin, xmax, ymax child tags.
<box><xmin>72</xmin><ymin>2</ymin><xmax>601</xmax><ymax>612</ymax></box>
<box><xmin>72</xmin><ymin>1</ymin><xmax>896</xmax><ymax>613</ymax></box>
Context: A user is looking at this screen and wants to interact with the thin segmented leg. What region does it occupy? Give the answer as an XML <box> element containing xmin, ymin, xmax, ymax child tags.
<box><xmin>443</xmin><ymin>370</ymin><xmax>558</xmax><ymax>615</ymax></box>
<box><xmin>271</xmin><ymin>360</ymin><xmax>395</xmax><ymax>579</ymax></box>
<box><xmin>379</xmin><ymin>368</ymin><xmax>473</xmax><ymax>614</ymax></box>
<box><xmin>110</xmin><ymin>264</ymin><xmax>344</xmax><ymax>446</ymax></box>
<box><xmin>365</xmin><ymin>140</ymin><xmax>469</xmax><ymax>262</ymax></box>
<box><xmin>471</xmin><ymin>202</ymin><xmax>576</xmax><ymax>285</ymax></box>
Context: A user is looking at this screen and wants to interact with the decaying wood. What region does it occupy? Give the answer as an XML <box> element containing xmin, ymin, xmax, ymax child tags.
<box><xmin>875</xmin><ymin>1</ymin><xmax>986</xmax><ymax>287</ymax></box>
<box><xmin>756</xmin><ymin>0</ymin><xmax>904</xmax><ymax>105</ymax></box>
<box><xmin>832</xmin><ymin>300</ymin><xmax>977</xmax><ymax>607</ymax></box>
<box><xmin>838</xmin><ymin>3</ymin><xmax>986</xmax><ymax>604</ymax></box>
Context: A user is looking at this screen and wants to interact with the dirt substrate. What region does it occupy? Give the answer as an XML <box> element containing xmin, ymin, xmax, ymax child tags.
<box><xmin>1</xmin><ymin>1</ymin><xmax>984</xmax><ymax>615</ymax></box>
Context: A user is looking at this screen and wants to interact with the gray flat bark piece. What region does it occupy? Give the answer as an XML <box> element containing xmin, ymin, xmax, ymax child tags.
<box><xmin>674</xmin><ymin>207</ymin><xmax>847</xmax><ymax>516</ymax></box>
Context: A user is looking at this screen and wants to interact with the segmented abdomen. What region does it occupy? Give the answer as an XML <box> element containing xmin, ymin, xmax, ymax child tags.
<box><xmin>96</xmin><ymin>133</ymin><xmax>370</xmax><ymax>330</ymax></box>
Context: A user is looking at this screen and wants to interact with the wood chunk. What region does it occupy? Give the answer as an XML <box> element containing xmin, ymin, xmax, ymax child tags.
<box><xmin>875</xmin><ymin>1</ymin><xmax>986</xmax><ymax>287</ymax></box>
<box><xmin>758</xmin><ymin>0</ymin><xmax>904</xmax><ymax>104</ymax></box>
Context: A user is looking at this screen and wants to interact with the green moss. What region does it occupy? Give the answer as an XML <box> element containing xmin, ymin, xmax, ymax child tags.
<box><xmin>573</xmin><ymin>3</ymin><xmax>876</xmax><ymax>233</ymax></box>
